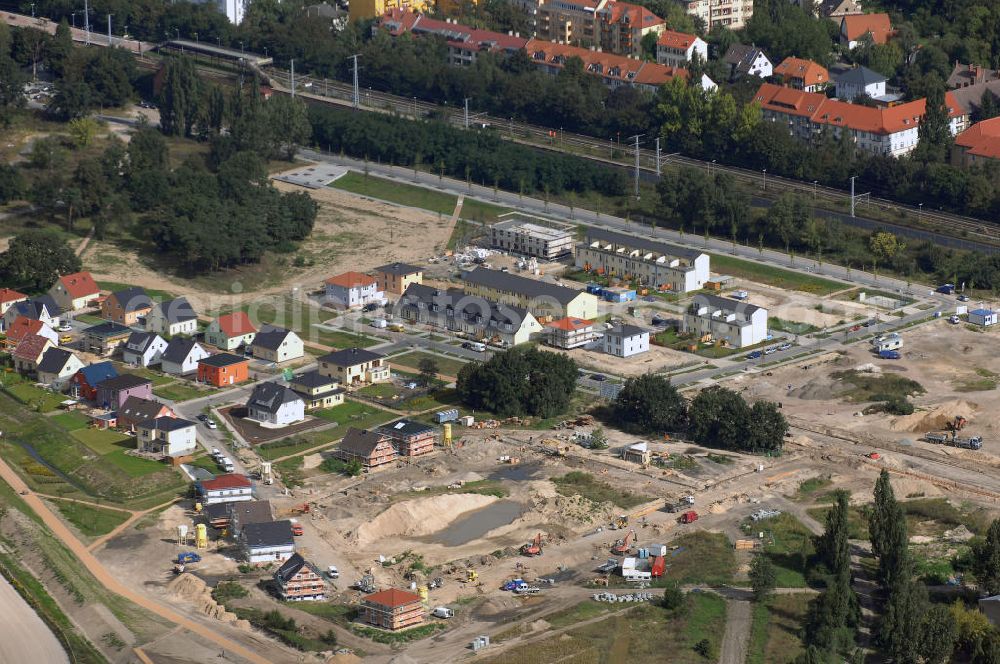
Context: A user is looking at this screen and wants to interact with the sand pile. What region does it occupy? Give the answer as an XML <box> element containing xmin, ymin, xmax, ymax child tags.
<box><xmin>789</xmin><ymin>379</ymin><xmax>838</xmax><ymax>400</ymax></box>
<box><xmin>355</xmin><ymin>493</ymin><xmax>497</xmax><ymax>545</ymax></box>
<box><xmin>166</xmin><ymin>574</ymin><xmax>249</xmax><ymax>628</ymax></box>
<box><xmin>302</xmin><ymin>453</ymin><xmax>324</xmax><ymax>470</ymax></box>
<box><xmin>889</xmin><ymin>400</ymin><xmax>978</xmax><ymax>433</ymax></box>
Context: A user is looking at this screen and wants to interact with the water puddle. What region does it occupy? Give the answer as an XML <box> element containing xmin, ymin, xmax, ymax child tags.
<box><xmin>428</xmin><ymin>500</ymin><xmax>524</xmax><ymax>546</ymax></box>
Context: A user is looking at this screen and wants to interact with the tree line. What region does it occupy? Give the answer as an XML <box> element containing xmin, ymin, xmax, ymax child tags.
<box><xmin>456</xmin><ymin>347</ymin><xmax>578</xmax><ymax>419</ymax></box>
<box><xmin>610</xmin><ymin>374</ymin><xmax>787</xmax><ymax>455</ymax></box>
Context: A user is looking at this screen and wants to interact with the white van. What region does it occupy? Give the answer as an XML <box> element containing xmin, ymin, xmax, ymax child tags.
<box><xmin>469</xmin><ymin>342</ymin><xmax>487</xmax><ymax>352</ymax></box>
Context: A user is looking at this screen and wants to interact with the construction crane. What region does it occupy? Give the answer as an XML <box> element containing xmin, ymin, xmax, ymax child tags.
<box><xmin>612</xmin><ymin>530</ymin><xmax>637</xmax><ymax>555</ymax></box>
<box><xmin>521</xmin><ymin>533</ymin><xmax>543</xmax><ymax>556</ymax></box>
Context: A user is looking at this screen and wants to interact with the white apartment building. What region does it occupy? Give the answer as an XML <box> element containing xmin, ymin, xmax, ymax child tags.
<box><xmin>656</xmin><ymin>30</ymin><xmax>707</xmax><ymax>69</ymax></box>
<box><xmin>681</xmin><ymin>0</ymin><xmax>754</xmax><ymax>30</ymax></box>
<box><xmin>575</xmin><ymin>228</ymin><xmax>710</xmax><ymax>293</ymax></box>
<box><xmin>491</xmin><ymin>214</ymin><xmax>576</xmax><ymax>259</ymax></box>
<box><xmin>603</xmin><ymin>324</ymin><xmax>649</xmax><ymax>357</ymax></box>
<box><xmin>683</xmin><ymin>294</ymin><xmax>768</xmax><ymax>348</ymax></box>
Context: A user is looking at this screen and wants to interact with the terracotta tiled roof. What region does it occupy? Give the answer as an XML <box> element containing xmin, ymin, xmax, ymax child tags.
<box><xmin>13</xmin><ymin>334</ymin><xmax>51</xmax><ymax>361</ymax></box>
<box><xmin>841</xmin><ymin>13</ymin><xmax>891</xmax><ymax>44</ymax></box>
<box><xmin>216</xmin><ymin>312</ymin><xmax>257</xmax><ymax>337</ymax></box>
<box><xmin>602</xmin><ymin>1</ymin><xmax>664</xmax><ymax>29</ymax></box>
<box><xmin>546</xmin><ymin>317</ymin><xmax>594</xmax><ymax>331</ymax></box>
<box><xmin>200</xmin><ymin>474</ymin><xmax>251</xmax><ymax>491</ymax></box>
<box><xmin>524</xmin><ymin>39</ymin><xmax>686</xmax><ymax>87</ymax></box>
<box><xmin>955</xmin><ymin>117</ymin><xmax>1000</xmax><ymax>160</ymax></box>
<box><xmin>0</xmin><ymin>288</ymin><xmax>27</xmax><ymax>305</ymax></box>
<box><xmin>754</xmin><ymin>83</ymin><xmax>963</xmax><ymax>135</ymax></box>
<box><xmin>325</xmin><ymin>271</ymin><xmax>377</xmax><ymax>288</ymax></box>
<box><xmin>774</xmin><ymin>57</ymin><xmax>829</xmax><ymax>86</ymax></box>
<box><xmin>364</xmin><ymin>587</ymin><xmax>422</xmax><ymax>608</ymax></box>
<box><xmin>657</xmin><ymin>30</ymin><xmax>699</xmax><ymax>50</ymax></box>
<box><xmin>380</xmin><ymin>9</ymin><xmax>529</xmax><ymax>52</ymax></box>
<box><xmin>6</xmin><ymin>316</ymin><xmax>45</xmax><ymax>343</ymax></box>
<box><xmin>56</xmin><ymin>272</ymin><xmax>100</xmax><ymax>299</ymax></box>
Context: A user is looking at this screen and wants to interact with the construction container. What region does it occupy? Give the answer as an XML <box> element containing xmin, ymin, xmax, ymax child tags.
<box><xmin>176</xmin><ymin>524</ymin><xmax>188</xmax><ymax>545</ymax></box>
<box><xmin>435</xmin><ymin>409</ymin><xmax>459</xmax><ymax>424</ymax></box>
<box><xmin>621</xmin><ymin>557</ymin><xmax>637</xmax><ymax>570</ymax></box>
<box><xmin>648</xmin><ymin>544</ymin><xmax>667</xmax><ymax>557</ymax></box>
<box><xmin>458</xmin><ymin>415</ymin><xmax>475</xmax><ymax>426</ymax></box>
<box><xmin>650</xmin><ymin>556</ymin><xmax>666</xmax><ymax>577</ymax></box>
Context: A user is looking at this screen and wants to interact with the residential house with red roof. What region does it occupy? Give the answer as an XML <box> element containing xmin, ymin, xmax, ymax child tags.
<box><xmin>48</xmin><ymin>271</ymin><xmax>100</xmax><ymax>312</ymax></box>
<box><xmin>753</xmin><ymin>83</ymin><xmax>967</xmax><ymax>157</ymax></box>
<box><xmin>953</xmin><ymin>117</ymin><xmax>1000</xmax><ymax>167</ymax></box>
<box><xmin>378</xmin><ymin>10</ymin><xmax>529</xmax><ymax>66</ymax></box>
<box><xmin>204</xmin><ymin>312</ymin><xmax>257</xmax><ymax>351</ymax></box>
<box><xmin>0</xmin><ymin>288</ymin><xmax>27</xmax><ymax>318</ymax></box>
<box><xmin>545</xmin><ymin>317</ymin><xmax>598</xmax><ymax>349</ymax></box>
<box><xmin>596</xmin><ymin>1</ymin><xmax>665</xmax><ymax>58</ymax></box>
<box><xmin>196</xmin><ymin>474</ymin><xmax>253</xmax><ymax>505</ymax></box>
<box><xmin>12</xmin><ymin>334</ymin><xmax>54</xmax><ymax>374</ymax></box>
<box><xmin>656</xmin><ymin>30</ymin><xmax>707</xmax><ymax>69</ymax></box>
<box><xmin>840</xmin><ymin>13</ymin><xmax>891</xmax><ymax>48</ymax></box>
<box><xmin>773</xmin><ymin>57</ymin><xmax>829</xmax><ymax>92</ymax></box>
<box><xmin>324</xmin><ymin>272</ymin><xmax>385</xmax><ymax>309</ymax></box>
<box><xmin>4</xmin><ymin>316</ymin><xmax>58</xmax><ymax>348</ymax></box>
<box><xmin>523</xmin><ymin>39</ymin><xmax>690</xmax><ymax>93</ymax></box>
<box><xmin>360</xmin><ymin>588</ymin><xmax>425</xmax><ymax>630</ymax></box>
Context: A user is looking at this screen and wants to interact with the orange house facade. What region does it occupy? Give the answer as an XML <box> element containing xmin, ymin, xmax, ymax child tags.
<box><xmin>197</xmin><ymin>353</ymin><xmax>250</xmax><ymax>387</ymax></box>
<box><xmin>100</xmin><ymin>287</ymin><xmax>152</xmax><ymax>327</ymax></box>
<box><xmin>359</xmin><ymin>588</ymin><xmax>425</xmax><ymax>630</ymax></box>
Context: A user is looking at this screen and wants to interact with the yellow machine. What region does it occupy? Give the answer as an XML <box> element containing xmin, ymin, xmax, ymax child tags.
<box><xmin>466</xmin><ymin>570</ymin><xmax>478</xmax><ymax>583</ymax></box>
<box><xmin>195</xmin><ymin>523</ymin><xmax>208</xmax><ymax>549</ymax></box>
<box><xmin>443</xmin><ymin>423</ymin><xmax>452</xmax><ymax>447</ymax></box>
<box><xmin>419</xmin><ymin>586</ymin><xmax>429</xmax><ymax>603</ymax></box>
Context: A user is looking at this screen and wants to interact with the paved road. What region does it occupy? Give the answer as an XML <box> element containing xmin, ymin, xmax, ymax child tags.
<box><xmin>0</xmin><ymin>575</ymin><xmax>69</xmax><ymax>664</ymax></box>
<box><xmin>0</xmin><ymin>457</ymin><xmax>273</xmax><ymax>664</ymax></box>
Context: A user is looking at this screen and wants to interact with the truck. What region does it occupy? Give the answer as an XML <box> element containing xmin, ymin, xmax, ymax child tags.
<box><xmin>879</xmin><ymin>349</ymin><xmax>901</xmax><ymax>360</ymax></box>
<box><xmin>432</xmin><ymin>607</ymin><xmax>455</xmax><ymax>619</ymax></box>
<box><xmin>666</xmin><ymin>496</ymin><xmax>696</xmax><ymax>513</ymax></box>
<box><xmin>679</xmin><ymin>511</ymin><xmax>699</xmax><ymax>524</ymax></box>
<box><xmin>924</xmin><ymin>432</ymin><xmax>982</xmax><ymax>450</ymax></box>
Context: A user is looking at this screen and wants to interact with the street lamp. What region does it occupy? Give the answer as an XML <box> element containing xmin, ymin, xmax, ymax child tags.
<box><xmin>71</xmin><ymin>11</ymin><xmax>78</xmax><ymax>27</ymax></box>
<box><xmin>918</xmin><ymin>202</ymin><xmax>923</xmax><ymax>224</ymax></box>
<box><xmin>30</xmin><ymin>3</ymin><xmax>35</xmax><ymax>18</ymax></box>
<box><xmin>710</xmin><ymin>159</ymin><xmax>716</xmax><ymax>176</ymax></box>
<box><xmin>762</xmin><ymin>169</ymin><xmax>767</xmax><ymax>191</ymax></box>
<box><xmin>813</xmin><ymin>180</ymin><xmax>818</xmax><ymax>195</ymax></box>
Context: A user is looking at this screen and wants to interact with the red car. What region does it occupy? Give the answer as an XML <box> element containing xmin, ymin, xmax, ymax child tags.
<box><xmin>291</xmin><ymin>523</ymin><xmax>304</xmax><ymax>536</ymax></box>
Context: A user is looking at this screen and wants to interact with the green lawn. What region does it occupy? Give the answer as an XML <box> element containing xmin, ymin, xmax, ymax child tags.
<box><xmin>313</xmin><ymin>328</ymin><xmax>379</xmax><ymax>349</ymax></box>
<box><xmin>747</xmin><ymin>593</ymin><xmax>812</xmax><ymax>664</ymax></box>
<box><xmin>97</xmin><ymin>281</ymin><xmax>174</xmax><ymax>302</ymax></box>
<box><xmin>709</xmin><ymin>254</ymin><xmax>845</xmax><ymax>295</ymax></box>
<box><xmin>74</xmin><ymin>313</ymin><xmax>105</xmax><ymax>326</ymax></box>
<box><xmin>52</xmin><ymin>500</ymin><xmax>131</xmax><ymax>537</ymax></box>
<box><xmin>391</xmin><ymin>350</ymin><xmax>469</xmax><ymax>377</ymax></box>
<box><xmin>552</xmin><ymin>471</ymin><xmax>646</xmax><ymax>510</ymax></box>
<box><xmin>749</xmin><ymin>513</ymin><xmax>816</xmax><ymax>588</ymax></box>
<box><xmin>768</xmin><ymin>317</ymin><xmax>820</xmax><ymax>335</ymax></box>
<box><xmin>102</xmin><ymin>449</ymin><xmax>167</xmax><ymax>478</ymax></box>
<box><xmin>70</xmin><ymin>428</ymin><xmax>133</xmax><ymax>455</ymax></box>
<box><xmin>831</xmin><ymin>370</ymin><xmax>925</xmax><ymax>403</ymax></box>
<box><xmin>186</xmin><ymin>455</ymin><xmax>220</xmax><ymax>475</ymax></box>
<box><xmin>333</xmin><ymin>172</ymin><xmax>459</xmax><ymax>215</ymax></box>
<box><xmin>51</xmin><ymin>411</ymin><xmax>90</xmax><ymax>431</ymax></box>
<box><xmin>223</xmin><ymin>296</ymin><xmax>327</xmax><ymax>339</ymax></box>
<box><xmin>657</xmin><ymin>531</ymin><xmax>736</xmax><ymax>586</ymax></box>
<box><xmin>312</xmin><ymin>400</ymin><xmax>395</xmax><ymax>430</ymax></box>
<box><xmin>3</xmin><ymin>382</ymin><xmax>67</xmax><ymax>412</ymax></box>
<box><xmin>153</xmin><ymin>382</ymin><xmax>217</xmax><ymax>403</ymax></box>
<box><xmin>112</xmin><ymin>363</ymin><xmax>175</xmax><ymax>386</ymax></box>
<box><xmin>357</xmin><ymin>382</ymin><xmax>401</xmax><ymax>399</ymax></box>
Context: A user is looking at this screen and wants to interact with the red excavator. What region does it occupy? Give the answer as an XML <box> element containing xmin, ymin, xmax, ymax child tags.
<box><xmin>612</xmin><ymin>529</ymin><xmax>637</xmax><ymax>555</ymax></box>
<box><xmin>521</xmin><ymin>533</ymin><xmax>543</xmax><ymax>556</ymax></box>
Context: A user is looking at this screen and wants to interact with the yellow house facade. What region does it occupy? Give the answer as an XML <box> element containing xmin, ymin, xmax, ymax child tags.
<box><xmin>350</xmin><ymin>0</ymin><xmax>429</xmax><ymax>22</ymax></box>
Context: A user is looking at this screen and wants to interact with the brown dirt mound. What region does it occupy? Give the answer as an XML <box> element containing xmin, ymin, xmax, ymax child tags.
<box><xmin>166</xmin><ymin>574</ymin><xmax>249</xmax><ymax>628</ymax></box>
<box><xmin>355</xmin><ymin>493</ymin><xmax>498</xmax><ymax>546</ymax></box>
<box><xmin>889</xmin><ymin>400</ymin><xmax>979</xmax><ymax>433</ymax></box>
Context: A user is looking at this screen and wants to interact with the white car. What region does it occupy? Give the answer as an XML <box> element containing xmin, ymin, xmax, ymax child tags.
<box><xmin>211</xmin><ymin>447</ymin><xmax>221</xmax><ymax>457</ymax></box>
<box><xmin>56</xmin><ymin>323</ymin><xmax>73</xmax><ymax>333</ymax></box>
<box><xmin>327</xmin><ymin>565</ymin><xmax>339</xmax><ymax>579</ymax></box>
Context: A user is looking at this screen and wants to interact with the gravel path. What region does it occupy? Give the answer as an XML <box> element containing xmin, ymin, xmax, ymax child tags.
<box><xmin>719</xmin><ymin>599</ymin><xmax>752</xmax><ymax>664</ymax></box>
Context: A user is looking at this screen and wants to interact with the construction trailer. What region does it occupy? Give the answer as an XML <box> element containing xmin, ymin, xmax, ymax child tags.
<box><xmin>871</xmin><ymin>333</ymin><xmax>903</xmax><ymax>352</ymax></box>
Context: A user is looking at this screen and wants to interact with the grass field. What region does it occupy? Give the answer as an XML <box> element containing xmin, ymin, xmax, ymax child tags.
<box><xmin>832</xmin><ymin>370</ymin><xmax>925</xmax><ymax>402</ymax></box>
<box><xmin>102</xmin><ymin>449</ymin><xmax>167</xmax><ymax>478</ymax></box>
<box><xmin>807</xmin><ymin>502</ymin><xmax>869</xmax><ymax>541</ymax></box>
<box><xmin>709</xmin><ymin>254</ymin><xmax>845</xmax><ymax>295</ymax></box>
<box><xmin>657</xmin><ymin>531</ymin><xmax>737</xmax><ymax>586</ymax></box>
<box><xmin>768</xmin><ymin>317</ymin><xmax>820</xmax><ymax>335</ymax></box>
<box><xmin>313</xmin><ymin>328</ymin><xmax>379</xmax><ymax>349</ymax></box>
<box><xmin>552</xmin><ymin>471</ymin><xmax>646</xmax><ymax>510</ymax></box>
<box><xmin>52</xmin><ymin>500</ymin><xmax>131</xmax><ymax>538</ymax></box>
<box><xmin>3</xmin><ymin>382</ymin><xmax>67</xmax><ymax>412</ymax></box>
<box><xmin>747</xmin><ymin>593</ymin><xmax>812</xmax><ymax>664</ymax></box>
<box><xmin>70</xmin><ymin>428</ymin><xmax>132</xmax><ymax>455</ymax></box>
<box><xmin>313</xmin><ymin>400</ymin><xmax>395</xmax><ymax>430</ymax></box>
<box><xmin>153</xmin><ymin>382</ymin><xmax>217</xmax><ymax>403</ymax></box>
<box><xmin>97</xmin><ymin>281</ymin><xmax>174</xmax><ymax>302</ymax></box>
<box><xmin>51</xmin><ymin>411</ymin><xmax>90</xmax><ymax>431</ymax></box>
<box><xmin>357</xmin><ymin>383</ymin><xmax>400</xmax><ymax>399</ymax></box>
<box><xmin>391</xmin><ymin>350</ymin><xmax>469</xmax><ymax>377</ymax></box>
<box><xmin>750</xmin><ymin>513</ymin><xmax>816</xmax><ymax>588</ymax></box>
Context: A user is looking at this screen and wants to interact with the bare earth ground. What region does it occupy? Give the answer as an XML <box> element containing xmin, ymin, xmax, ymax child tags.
<box><xmin>75</xmin><ymin>176</ymin><xmax>452</xmax><ymax>310</ymax></box>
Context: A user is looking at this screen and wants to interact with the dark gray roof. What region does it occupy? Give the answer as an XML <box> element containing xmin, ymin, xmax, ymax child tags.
<box><xmin>111</xmin><ymin>287</ymin><xmax>152</xmax><ymax>313</ymax></box>
<box><xmin>723</xmin><ymin>44</ymin><xmax>768</xmax><ymax>73</ymax></box>
<box><xmin>251</xmin><ymin>325</ymin><xmax>295</xmax><ymax>351</ymax></box>
<box><xmin>462</xmin><ymin>268</ymin><xmax>585</xmax><ymax>305</ymax></box>
<box><xmin>199</xmin><ymin>352</ymin><xmax>246</xmax><ymax>368</ymax></box>
<box><xmin>247</xmin><ymin>382</ymin><xmax>304</xmax><ymax>414</ymax></box>
<box><xmin>119</xmin><ymin>396</ymin><xmax>167</xmax><ymax>421</ymax></box>
<box><xmin>606</xmin><ymin>323</ymin><xmax>649</xmax><ymax>338</ymax></box>
<box><xmin>37</xmin><ymin>347</ymin><xmax>74</xmax><ymax>374</ymax></box>
<box><xmin>243</xmin><ymin>520</ymin><xmax>294</xmax><ymax>548</ymax></box>
<box><xmin>584</xmin><ymin>228</ymin><xmax>705</xmax><ymax>261</ymax></box>
<box><xmin>377</xmin><ymin>419</ymin><xmax>435</xmax><ymax>439</ymax></box>
<box><xmin>339</xmin><ymin>428</ymin><xmax>390</xmax><ymax>456</ymax></box>
<box><xmin>690</xmin><ymin>293</ymin><xmax>763</xmax><ymax>315</ymax></box>
<box><xmin>289</xmin><ymin>370</ymin><xmax>336</xmax><ymax>389</ymax></box>
<box><xmin>400</xmin><ymin>283</ymin><xmax>533</xmax><ymax>328</ymax></box>
<box><xmin>274</xmin><ymin>552</ymin><xmax>308</xmax><ymax>583</ymax></box>
<box><xmin>229</xmin><ymin>500</ymin><xmax>273</xmax><ymax>525</ymax></box>
<box><xmin>949</xmin><ymin>79</ymin><xmax>1000</xmax><ymax>114</ymax></box>
<box><xmin>97</xmin><ymin>373</ymin><xmax>151</xmax><ymax>391</ymax></box>
<box><xmin>834</xmin><ymin>65</ymin><xmax>886</xmax><ymax>87</ymax></box>
<box><xmin>33</xmin><ymin>294</ymin><xmax>60</xmax><ymax>315</ymax></box>
<box><xmin>319</xmin><ymin>347</ymin><xmax>386</xmax><ymax>367</ymax></box>
<box><xmin>204</xmin><ymin>502</ymin><xmax>229</xmax><ymax>520</ymax></box>
<box><xmin>155</xmin><ymin>297</ymin><xmax>197</xmax><ymax>324</ymax></box>
<box><xmin>139</xmin><ymin>415</ymin><xmax>195</xmax><ymax>432</ymax></box>
<box><xmin>11</xmin><ymin>296</ymin><xmax>57</xmax><ymax>319</ymax></box>
<box><xmin>84</xmin><ymin>321</ymin><xmax>132</xmax><ymax>338</ymax></box>
<box><xmin>376</xmin><ymin>262</ymin><xmax>422</xmax><ymax>276</ymax></box>
<box><xmin>162</xmin><ymin>337</ymin><xmax>203</xmax><ymax>364</ymax></box>
<box><xmin>126</xmin><ymin>331</ymin><xmax>160</xmax><ymax>354</ymax></box>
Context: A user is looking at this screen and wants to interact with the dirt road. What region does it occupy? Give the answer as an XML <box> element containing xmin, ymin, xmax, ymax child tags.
<box><xmin>719</xmin><ymin>599</ymin><xmax>751</xmax><ymax>664</ymax></box>
<box><xmin>0</xmin><ymin>576</ymin><xmax>69</xmax><ymax>664</ymax></box>
<box><xmin>0</xmin><ymin>457</ymin><xmax>274</xmax><ymax>664</ymax></box>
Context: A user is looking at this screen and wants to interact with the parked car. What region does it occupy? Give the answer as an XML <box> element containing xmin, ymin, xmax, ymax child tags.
<box><xmin>205</xmin><ymin>419</ymin><xmax>217</xmax><ymax>429</ymax></box>
<box><xmin>589</xmin><ymin>373</ymin><xmax>607</xmax><ymax>382</ymax></box>
<box><xmin>327</xmin><ymin>565</ymin><xmax>339</xmax><ymax>579</ymax></box>
<box><xmin>198</xmin><ymin>414</ymin><xmax>209</xmax><ymax>423</ymax></box>
<box><xmin>56</xmin><ymin>322</ymin><xmax>73</xmax><ymax>333</ymax></box>
<box><xmin>745</xmin><ymin>351</ymin><xmax>763</xmax><ymax>360</ymax></box>
<box><xmin>958</xmin><ymin>294</ymin><xmax>970</xmax><ymax>302</ymax></box>
<box><xmin>763</xmin><ymin>347</ymin><xmax>777</xmax><ymax>355</ymax></box>
<box><xmin>362</xmin><ymin>302</ymin><xmax>380</xmax><ymax>312</ymax></box>
<box><xmin>778</xmin><ymin>343</ymin><xmax>792</xmax><ymax>351</ymax></box>
<box><xmin>291</xmin><ymin>523</ymin><xmax>304</xmax><ymax>536</ymax></box>
<box><xmin>949</xmin><ymin>315</ymin><xmax>961</xmax><ymax>324</ymax></box>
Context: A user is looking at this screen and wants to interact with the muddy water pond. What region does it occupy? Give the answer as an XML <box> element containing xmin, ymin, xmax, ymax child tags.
<box><xmin>427</xmin><ymin>500</ymin><xmax>525</xmax><ymax>546</ymax></box>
